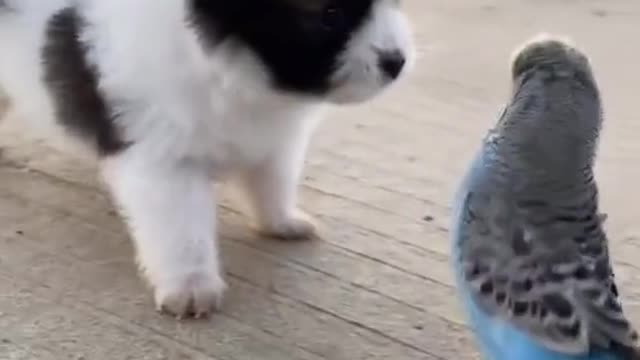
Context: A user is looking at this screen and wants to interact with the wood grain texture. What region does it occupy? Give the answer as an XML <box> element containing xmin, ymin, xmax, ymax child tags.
<box><xmin>1</xmin><ymin>1</ymin><xmax>640</xmax><ymax>359</ymax></box>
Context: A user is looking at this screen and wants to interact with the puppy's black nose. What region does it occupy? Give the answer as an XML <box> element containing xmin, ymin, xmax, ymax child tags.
<box><xmin>378</xmin><ymin>50</ymin><xmax>406</xmax><ymax>80</ymax></box>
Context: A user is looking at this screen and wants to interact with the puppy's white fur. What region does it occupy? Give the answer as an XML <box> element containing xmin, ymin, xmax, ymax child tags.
<box><xmin>0</xmin><ymin>0</ymin><xmax>414</xmax><ymax>316</ymax></box>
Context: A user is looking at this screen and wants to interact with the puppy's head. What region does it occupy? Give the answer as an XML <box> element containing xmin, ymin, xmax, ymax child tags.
<box><xmin>191</xmin><ymin>0</ymin><xmax>415</xmax><ymax>104</ymax></box>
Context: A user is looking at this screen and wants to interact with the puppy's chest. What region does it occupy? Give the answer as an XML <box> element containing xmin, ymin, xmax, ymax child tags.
<box><xmin>190</xmin><ymin>91</ymin><xmax>303</xmax><ymax>174</ymax></box>
<box><xmin>177</xmin><ymin>50</ymin><xmax>316</xmax><ymax>175</ymax></box>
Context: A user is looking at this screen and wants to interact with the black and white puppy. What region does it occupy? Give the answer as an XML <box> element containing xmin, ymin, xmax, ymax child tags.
<box><xmin>0</xmin><ymin>0</ymin><xmax>414</xmax><ymax>317</ymax></box>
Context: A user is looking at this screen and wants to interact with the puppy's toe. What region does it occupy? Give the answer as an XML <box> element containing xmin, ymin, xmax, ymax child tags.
<box><xmin>154</xmin><ymin>270</ymin><xmax>226</xmax><ymax>319</ymax></box>
<box><xmin>258</xmin><ymin>210</ymin><xmax>317</xmax><ymax>241</ymax></box>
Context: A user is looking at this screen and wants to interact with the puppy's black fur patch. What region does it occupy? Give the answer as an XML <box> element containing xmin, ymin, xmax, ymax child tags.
<box><xmin>189</xmin><ymin>0</ymin><xmax>375</xmax><ymax>95</ymax></box>
<box><xmin>42</xmin><ymin>7</ymin><xmax>126</xmax><ymax>156</ymax></box>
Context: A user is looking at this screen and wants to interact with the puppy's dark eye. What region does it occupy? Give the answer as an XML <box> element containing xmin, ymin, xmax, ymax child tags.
<box><xmin>321</xmin><ymin>5</ymin><xmax>345</xmax><ymax>30</ymax></box>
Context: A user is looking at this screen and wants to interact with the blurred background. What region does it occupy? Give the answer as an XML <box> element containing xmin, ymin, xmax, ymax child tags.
<box><xmin>1</xmin><ymin>1</ymin><xmax>639</xmax><ymax>359</ymax></box>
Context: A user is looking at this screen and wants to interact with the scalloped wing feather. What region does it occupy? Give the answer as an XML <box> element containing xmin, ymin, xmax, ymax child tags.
<box><xmin>458</xmin><ymin>190</ymin><xmax>639</xmax><ymax>357</ymax></box>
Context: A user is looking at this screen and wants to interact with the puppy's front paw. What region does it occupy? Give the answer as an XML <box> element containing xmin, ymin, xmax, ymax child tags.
<box><xmin>258</xmin><ymin>210</ymin><xmax>317</xmax><ymax>240</ymax></box>
<box><xmin>153</xmin><ymin>270</ymin><xmax>227</xmax><ymax>319</ymax></box>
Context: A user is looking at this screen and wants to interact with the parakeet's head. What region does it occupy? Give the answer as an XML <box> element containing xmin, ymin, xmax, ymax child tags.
<box><xmin>510</xmin><ymin>33</ymin><xmax>594</xmax><ymax>86</ymax></box>
<box><xmin>495</xmin><ymin>34</ymin><xmax>604</xmax><ymax>172</ymax></box>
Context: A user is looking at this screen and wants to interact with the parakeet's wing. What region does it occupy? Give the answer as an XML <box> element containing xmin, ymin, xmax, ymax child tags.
<box><xmin>457</xmin><ymin>189</ymin><xmax>639</xmax><ymax>357</ymax></box>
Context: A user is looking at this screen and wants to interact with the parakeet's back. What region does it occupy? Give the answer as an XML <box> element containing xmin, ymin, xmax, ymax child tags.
<box><xmin>451</xmin><ymin>34</ymin><xmax>640</xmax><ymax>360</ymax></box>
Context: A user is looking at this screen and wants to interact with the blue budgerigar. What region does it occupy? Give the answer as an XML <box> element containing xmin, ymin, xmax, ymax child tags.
<box><xmin>450</xmin><ymin>34</ymin><xmax>640</xmax><ymax>360</ymax></box>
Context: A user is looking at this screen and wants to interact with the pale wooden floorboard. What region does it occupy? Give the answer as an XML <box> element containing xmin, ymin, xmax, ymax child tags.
<box><xmin>2</xmin><ymin>1</ymin><xmax>640</xmax><ymax>359</ymax></box>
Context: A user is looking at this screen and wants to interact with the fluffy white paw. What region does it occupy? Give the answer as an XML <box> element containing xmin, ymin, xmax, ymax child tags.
<box><xmin>153</xmin><ymin>271</ymin><xmax>227</xmax><ymax>319</ymax></box>
<box><xmin>258</xmin><ymin>210</ymin><xmax>317</xmax><ymax>240</ymax></box>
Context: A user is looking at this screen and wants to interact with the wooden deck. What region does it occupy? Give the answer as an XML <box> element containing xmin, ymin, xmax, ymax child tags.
<box><xmin>2</xmin><ymin>1</ymin><xmax>640</xmax><ymax>359</ymax></box>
